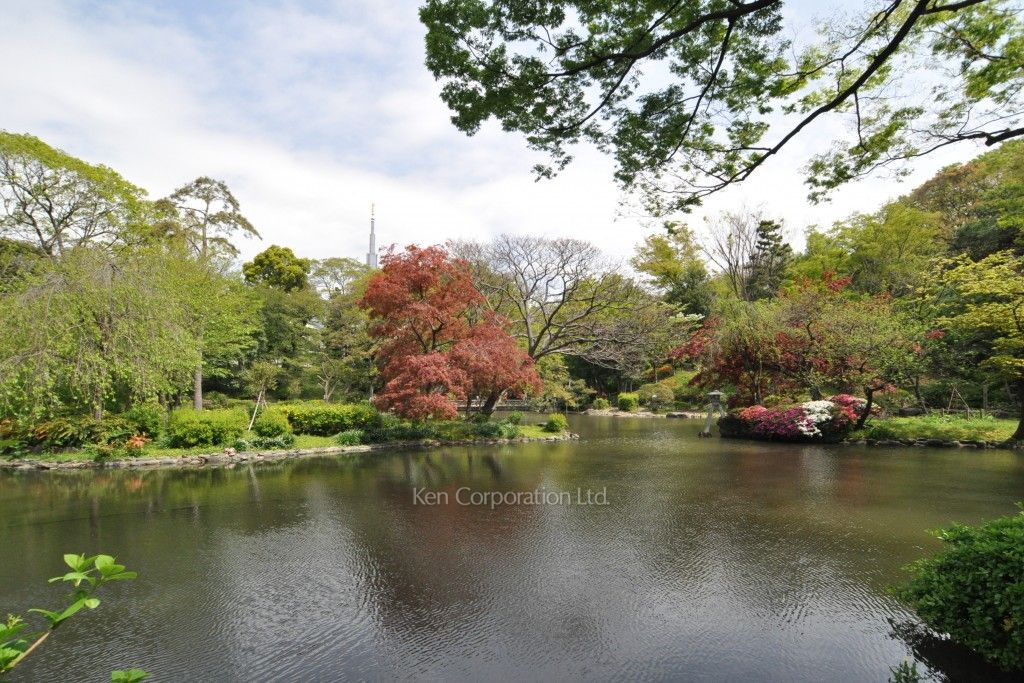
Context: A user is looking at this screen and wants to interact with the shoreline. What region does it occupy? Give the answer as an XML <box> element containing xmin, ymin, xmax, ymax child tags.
<box><xmin>0</xmin><ymin>432</ymin><xmax>580</xmax><ymax>472</ymax></box>
<box><xmin>719</xmin><ymin>433</ymin><xmax>1022</xmax><ymax>450</ymax></box>
<box><xmin>841</xmin><ymin>436</ymin><xmax>1022</xmax><ymax>450</ymax></box>
<box><xmin>584</xmin><ymin>409</ymin><xmax>703</xmax><ymax>419</ymax></box>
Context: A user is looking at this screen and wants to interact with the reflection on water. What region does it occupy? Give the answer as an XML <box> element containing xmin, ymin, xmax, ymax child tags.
<box><xmin>1</xmin><ymin>416</ymin><xmax>1022</xmax><ymax>681</ymax></box>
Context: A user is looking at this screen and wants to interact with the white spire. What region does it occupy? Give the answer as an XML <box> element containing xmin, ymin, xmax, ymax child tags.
<box><xmin>366</xmin><ymin>203</ymin><xmax>378</xmax><ymax>268</ymax></box>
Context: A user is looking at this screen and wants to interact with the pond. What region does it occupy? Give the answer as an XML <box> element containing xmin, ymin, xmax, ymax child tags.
<box><xmin>1</xmin><ymin>416</ymin><xmax>1022</xmax><ymax>681</ymax></box>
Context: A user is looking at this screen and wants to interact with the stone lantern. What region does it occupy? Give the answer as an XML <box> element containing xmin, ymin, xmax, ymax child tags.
<box><xmin>699</xmin><ymin>390</ymin><xmax>727</xmax><ymax>438</ymax></box>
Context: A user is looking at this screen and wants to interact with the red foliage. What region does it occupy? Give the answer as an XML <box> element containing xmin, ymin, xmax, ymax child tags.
<box><xmin>361</xmin><ymin>245</ymin><xmax>541</xmax><ymax>418</ymax></box>
<box><xmin>372</xmin><ymin>352</ymin><xmax>467</xmax><ymax>420</ymax></box>
<box><xmin>669</xmin><ymin>317</ymin><xmax>719</xmax><ymax>361</ymax></box>
<box><xmin>450</xmin><ymin>317</ymin><xmax>543</xmax><ymax>405</ymax></box>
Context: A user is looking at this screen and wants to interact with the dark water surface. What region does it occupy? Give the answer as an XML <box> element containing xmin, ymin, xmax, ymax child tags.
<box><xmin>2</xmin><ymin>416</ymin><xmax>1022</xmax><ymax>681</ymax></box>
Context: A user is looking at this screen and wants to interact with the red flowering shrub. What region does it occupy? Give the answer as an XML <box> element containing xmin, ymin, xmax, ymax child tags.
<box><xmin>739</xmin><ymin>405</ymin><xmax>769</xmax><ymax>421</ymax></box>
<box><xmin>721</xmin><ymin>396</ymin><xmax>864</xmax><ymax>443</ymax></box>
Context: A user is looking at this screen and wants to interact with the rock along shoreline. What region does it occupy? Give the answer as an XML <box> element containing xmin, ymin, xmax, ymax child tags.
<box><xmin>840</xmin><ymin>437</ymin><xmax>1022</xmax><ymax>450</ymax></box>
<box><xmin>0</xmin><ymin>432</ymin><xmax>580</xmax><ymax>473</ymax></box>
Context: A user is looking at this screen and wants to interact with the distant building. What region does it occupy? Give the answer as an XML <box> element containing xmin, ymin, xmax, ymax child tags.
<box><xmin>366</xmin><ymin>204</ymin><xmax>378</xmax><ymax>269</ymax></box>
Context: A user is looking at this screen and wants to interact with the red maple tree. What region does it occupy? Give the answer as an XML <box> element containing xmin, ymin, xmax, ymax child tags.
<box><xmin>361</xmin><ymin>245</ymin><xmax>540</xmax><ymax>419</ymax></box>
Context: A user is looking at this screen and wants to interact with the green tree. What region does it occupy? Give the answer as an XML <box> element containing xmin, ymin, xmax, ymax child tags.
<box><xmin>319</xmin><ymin>291</ymin><xmax>375</xmax><ymax>402</ymax></box>
<box><xmin>455</xmin><ymin>234</ymin><xmax>672</xmax><ymax>369</ymax></box>
<box><xmin>787</xmin><ymin>203</ymin><xmax>944</xmax><ymax>297</ymax></box>
<box><xmin>0</xmin><ymin>246</ymin><xmax>202</xmax><ymax>419</ymax></box>
<box><xmin>631</xmin><ymin>224</ymin><xmax>713</xmax><ymax>315</ymax></box>
<box><xmin>165</xmin><ymin>177</ymin><xmax>260</xmax><ymax>260</ymax></box>
<box><xmin>0</xmin><ymin>238</ymin><xmax>43</xmax><ymax>292</ymax></box>
<box><xmin>310</xmin><ymin>257</ymin><xmax>371</xmax><ymax>298</ymax></box>
<box><xmin>421</xmin><ymin>1</ymin><xmax>1024</xmax><ymax>213</ymax></box>
<box><xmin>164</xmin><ymin>177</ymin><xmax>259</xmax><ymax>408</ymax></box>
<box><xmin>913</xmin><ymin>140</ymin><xmax>1024</xmax><ymax>259</ymax></box>
<box><xmin>746</xmin><ymin>219</ymin><xmax>792</xmax><ymax>300</ymax></box>
<box><xmin>181</xmin><ymin>259</ymin><xmax>262</xmax><ymax>409</ymax></box>
<box><xmin>250</xmin><ymin>286</ymin><xmax>321</xmax><ymax>399</ymax></box>
<box><xmin>0</xmin><ymin>132</ymin><xmax>145</xmax><ymax>257</ymax></box>
<box><xmin>243</xmin><ymin>245</ymin><xmax>311</xmax><ymax>292</ymax></box>
<box><xmin>934</xmin><ymin>251</ymin><xmax>1024</xmax><ymax>440</ymax></box>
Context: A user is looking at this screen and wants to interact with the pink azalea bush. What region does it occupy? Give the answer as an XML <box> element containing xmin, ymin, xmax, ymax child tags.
<box><xmin>721</xmin><ymin>395</ymin><xmax>868</xmax><ymax>442</ymax></box>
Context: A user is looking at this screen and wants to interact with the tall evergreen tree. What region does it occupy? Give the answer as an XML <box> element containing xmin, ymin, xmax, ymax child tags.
<box><xmin>747</xmin><ymin>220</ymin><xmax>792</xmax><ymax>300</ymax></box>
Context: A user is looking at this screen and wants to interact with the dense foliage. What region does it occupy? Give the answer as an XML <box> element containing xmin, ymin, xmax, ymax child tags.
<box><xmin>720</xmin><ymin>395</ymin><xmax>867</xmax><ymax>443</ymax></box>
<box><xmin>897</xmin><ymin>508</ymin><xmax>1024</xmax><ymax>671</ymax></box>
<box><xmin>2</xmin><ymin>128</ymin><xmax>1023</xmax><ymax>446</ymax></box>
<box><xmin>279</xmin><ymin>402</ymin><xmax>380</xmax><ymax>436</ymax></box>
<box><xmin>360</xmin><ymin>245</ymin><xmax>542</xmax><ymax>418</ymax></box>
<box><xmin>421</xmin><ymin>1</ymin><xmax>1024</xmax><ymax>212</ymax></box>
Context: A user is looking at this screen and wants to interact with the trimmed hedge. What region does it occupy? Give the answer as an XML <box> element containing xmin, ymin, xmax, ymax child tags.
<box><xmin>617</xmin><ymin>392</ymin><xmax>639</xmax><ymax>412</ymax></box>
<box><xmin>253</xmin><ymin>409</ymin><xmax>291</xmax><ymax>438</ymax></box>
<box><xmin>165</xmin><ymin>408</ymin><xmax>248</xmax><ymax>448</ymax></box>
<box><xmin>280</xmin><ymin>402</ymin><xmax>381</xmax><ymax>436</ymax></box>
<box><xmin>543</xmin><ymin>413</ymin><xmax>568</xmax><ymax>433</ymax></box>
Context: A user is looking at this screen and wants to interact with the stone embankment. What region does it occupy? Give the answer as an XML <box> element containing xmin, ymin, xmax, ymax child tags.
<box><xmin>843</xmin><ymin>437</ymin><xmax>1022</xmax><ymax>450</ymax></box>
<box><xmin>1</xmin><ymin>433</ymin><xmax>580</xmax><ymax>472</ymax></box>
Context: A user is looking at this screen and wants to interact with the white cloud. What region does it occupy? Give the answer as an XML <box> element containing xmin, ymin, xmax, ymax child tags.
<box><xmin>1</xmin><ymin>0</ymin><xmax>987</xmax><ymax>269</ymax></box>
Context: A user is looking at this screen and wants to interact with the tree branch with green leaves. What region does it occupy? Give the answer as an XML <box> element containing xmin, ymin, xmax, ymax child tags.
<box><xmin>1</xmin><ymin>553</ymin><xmax>146</xmax><ymax>681</ymax></box>
<box><xmin>421</xmin><ymin>0</ymin><xmax>1024</xmax><ymax>214</ymax></box>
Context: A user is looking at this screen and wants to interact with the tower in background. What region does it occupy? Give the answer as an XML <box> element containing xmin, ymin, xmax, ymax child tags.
<box><xmin>366</xmin><ymin>204</ymin><xmax>378</xmax><ymax>269</ymax></box>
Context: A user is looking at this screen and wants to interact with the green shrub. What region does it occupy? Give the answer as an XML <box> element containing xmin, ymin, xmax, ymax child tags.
<box><xmin>252</xmin><ymin>409</ymin><xmax>291</xmax><ymax>437</ymax></box>
<box><xmin>475</xmin><ymin>421</ymin><xmax>502</xmax><ymax>438</ymax></box>
<box><xmin>30</xmin><ymin>417</ymin><xmax>86</xmax><ymax>449</ymax></box>
<box><xmin>760</xmin><ymin>394</ymin><xmax>790</xmax><ymax>408</ymax></box>
<box><xmin>497</xmin><ymin>422</ymin><xmax>520</xmax><ymax>439</ymax></box>
<box><xmin>282</xmin><ymin>402</ymin><xmax>381</xmax><ymax>435</ymax></box>
<box><xmin>637</xmin><ymin>383</ymin><xmax>675</xmax><ymax>410</ymax></box>
<box><xmin>232</xmin><ymin>438</ymin><xmax>251</xmax><ymax>452</ymax></box>
<box><xmin>124</xmin><ymin>404</ymin><xmax>164</xmax><ymax>437</ymax></box>
<box><xmin>617</xmin><ymin>393</ymin><xmax>639</xmax><ymax>412</ymax></box>
<box><xmin>86</xmin><ymin>416</ymin><xmax>137</xmax><ymax>446</ymax></box>
<box><xmin>0</xmin><ymin>418</ymin><xmax>27</xmax><ymax>456</ymax></box>
<box><xmin>505</xmin><ymin>411</ymin><xmax>524</xmax><ymax>425</ymax></box>
<box><xmin>165</xmin><ymin>408</ymin><xmax>247</xmax><ymax>448</ymax></box>
<box><xmin>252</xmin><ymin>433</ymin><xmax>296</xmax><ymax>449</ymax></box>
<box><xmin>670</xmin><ymin>369</ymin><xmax>706</xmax><ymax>409</ymax></box>
<box><xmin>896</xmin><ymin>507</ymin><xmax>1024</xmax><ymax>671</ymax></box>
<box><xmin>336</xmin><ymin>429</ymin><xmax>364</xmax><ymax>446</ymax></box>
<box><xmin>543</xmin><ymin>413</ymin><xmax>568</xmax><ymax>433</ymax></box>
<box><xmin>592</xmin><ymin>397</ymin><xmax>610</xmax><ymax>410</ymax></box>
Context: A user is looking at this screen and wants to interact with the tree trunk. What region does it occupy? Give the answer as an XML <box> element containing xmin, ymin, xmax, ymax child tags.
<box><xmin>1012</xmin><ymin>382</ymin><xmax>1024</xmax><ymax>442</ymax></box>
<box><xmin>93</xmin><ymin>387</ymin><xmax>103</xmax><ymax>420</ymax></box>
<box><xmin>809</xmin><ymin>386</ymin><xmax>822</xmax><ymax>400</ymax></box>
<box><xmin>193</xmin><ymin>364</ymin><xmax>203</xmax><ymax>410</ymax></box>
<box><xmin>480</xmin><ymin>391</ymin><xmax>502</xmax><ymax>417</ymax></box>
<box><xmin>856</xmin><ymin>386</ymin><xmax>874</xmax><ymax>429</ymax></box>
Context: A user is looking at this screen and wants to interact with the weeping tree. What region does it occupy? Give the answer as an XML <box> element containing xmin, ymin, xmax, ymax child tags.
<box><xmin>0</xmin><ymin>247</ymin><xmax>200</xmax><ymax>419</ymax></box>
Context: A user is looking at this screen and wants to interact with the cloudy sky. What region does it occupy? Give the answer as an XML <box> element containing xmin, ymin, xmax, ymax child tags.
<box><xmin>3</xmin><ymin>0</ymin><xmax>984</xmax><ymax>265</ymax></box>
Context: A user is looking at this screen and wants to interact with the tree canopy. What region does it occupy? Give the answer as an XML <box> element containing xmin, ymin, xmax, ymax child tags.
<box><xmin>421</xmin><ymin>0</ymin><xmax>1024</xmax><ymax>213</ymax></box>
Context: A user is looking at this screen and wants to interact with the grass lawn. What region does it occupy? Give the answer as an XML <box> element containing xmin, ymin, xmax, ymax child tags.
<box><xmin>851</xmin><ymin>415</ymin><xmax>1020</xmax><ymax>442</ymax></box>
